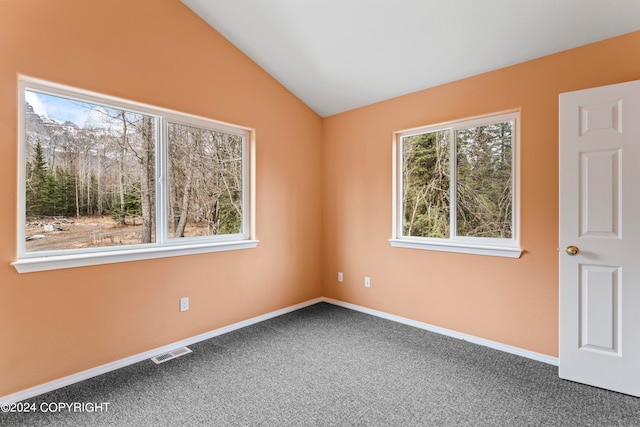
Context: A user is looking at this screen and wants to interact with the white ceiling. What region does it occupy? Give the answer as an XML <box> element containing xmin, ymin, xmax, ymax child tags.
<box><xmin>181</xmin><ymin>0</ymin><xmax>640</xmax><ymax>117</ymax></box>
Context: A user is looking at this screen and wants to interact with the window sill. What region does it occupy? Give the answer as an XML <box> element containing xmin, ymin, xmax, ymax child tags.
<box><xmin>389</xmin><ymin>239</ymin><xmax>522</xmax><ymax>258</ymax></box>
<box><xmin>12</xmin><ymin>240</ymin><xmax>260</xmax><ymax>273</ymax></box>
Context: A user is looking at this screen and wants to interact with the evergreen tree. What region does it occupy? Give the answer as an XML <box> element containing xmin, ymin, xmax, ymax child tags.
<box><xmin>111</xmin><ymin>182</ymin><xmax>142</xmax><ymax>223</ymax></box>
<box><xmin>402</xmin><ymin>121</ymin><xmax>513</xmax><ymax>239</ymax></box>
<box><xmin>26</xmin><ymin>139</ymin><xmax>54</xmax><ymax>216</ymax></box>
<box><xmin>402</xmin><ymin>130</ymin><xmax>450</xmax><ymax>238</ymax></box>
<box><xmin>456</xmin><ymin>122</ymin><xmax>512</xmax><ymax>238</ymax></box>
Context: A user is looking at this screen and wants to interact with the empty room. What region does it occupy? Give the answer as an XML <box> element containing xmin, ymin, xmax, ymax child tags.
<box><xmin>2</xmin><ymin>0</ymin><xmax>640</xmax><ymax>425</ymax></box>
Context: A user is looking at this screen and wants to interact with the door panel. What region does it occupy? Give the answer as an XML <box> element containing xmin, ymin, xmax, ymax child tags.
<box><xmin>580</xmin><ymin>149</ymin><xmax>620</xmax><ymax>237</ymax></box>
<box><xmin>579</xmin><ymin>264</ymin><xmax>619</xmax><ymax>354</ymax></box>
<box><xmin>559</xmin><ymin>79</ymin><xmax>640</xmax><ymax>397</ymax></box>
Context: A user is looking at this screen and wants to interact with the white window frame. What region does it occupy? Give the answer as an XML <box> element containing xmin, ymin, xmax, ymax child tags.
<box><xmin>390</xmin><ymin>111</ymin><xmax>522</xmax><ymax>258</ymax></box>
<box><xmin>13</xmin><ymin>76</ymin><xmax>257</xmax><ymax>273</ymax></box>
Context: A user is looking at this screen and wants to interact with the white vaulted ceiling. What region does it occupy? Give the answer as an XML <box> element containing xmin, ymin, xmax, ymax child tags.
<box><xmin>181</xmin><ymin>0</ymin><xmax>640</xmax><ymax>117</ymax></box>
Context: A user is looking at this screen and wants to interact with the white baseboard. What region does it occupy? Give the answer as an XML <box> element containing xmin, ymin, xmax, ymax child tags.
<box><xmin>1</xmin><ymin>295</ymin><xmax>557</xmax><ymax>403</ymax></box>
<box><xmin>0</xmin><ymin>297</ymin><xmax>323</xmax><ymax>404</ymax></box>
<box><xmin>321</xmin><ymin>297</ymin><xmax>559</xmax><ymax>366</ymax></box>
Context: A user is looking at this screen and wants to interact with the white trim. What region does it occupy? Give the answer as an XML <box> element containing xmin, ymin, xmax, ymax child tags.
<box><xmin>0</xmin><ymin>297</ymin><xmax>323</xmax><ymax>404</ymax></box>
<box><xmin>389</xmin><ymin>238</ymin><xmax>522</xmax><ymax>258</ymax></box>
<box><xmin>0</xmin><ymin>296</ymin><xmax>557</xmax><ymax>403</ymax></box>
<box><xmin>11</xmin><ymin>240</ymin><xmax>259</xmax><ymax>273</ymax></box>
<box><xmin>322</xmin><ymin>297</ymin><xmax>558</xmax><ymax>366</ymax></box>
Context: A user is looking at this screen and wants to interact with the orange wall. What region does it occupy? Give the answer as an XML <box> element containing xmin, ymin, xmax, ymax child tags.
<box><xmin>0</xmin><ymin>0</ymin><xmax>323</xmax><ymax>396</ymax></box>
<box><xmin>321</xmin><ymin>31</ymin><xmax>640</xmax><ymax>357</ymax></box>
<box><xmin>2</xmin><ymin>0</ymin><xmax>640</xmax><ymax>399</ymax></box>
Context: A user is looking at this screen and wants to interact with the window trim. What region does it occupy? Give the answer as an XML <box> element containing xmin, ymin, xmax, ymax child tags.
<box><xmin>13</xmin><ymin>76</ymin><xmax>258</xmax><ymax>273</ymax></box>
<box><xmin>390</xmin><ymin>111</ymin><xmax>522</xmax><ymax>258</ymax></box>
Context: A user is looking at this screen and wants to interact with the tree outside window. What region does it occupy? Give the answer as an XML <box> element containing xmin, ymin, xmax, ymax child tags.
<box><xmin>21</xmin><ymin>82</ymin><xmax>249</xmax><ymax>257</ymax></box>
<box><xmin>394</xmin><ymin>112</ymin><xmax>520</xmax><ymax>258</ymax></box>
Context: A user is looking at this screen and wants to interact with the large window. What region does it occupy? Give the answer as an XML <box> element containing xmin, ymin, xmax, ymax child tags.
<box><xmin>14</xmin><ymin>77</ymin><xmax>256</xmax><ymax>273</ymax></box>
<box><xmin>391</xmin><ymin>112</ymin><xmax>521</xmax><ymax>258</ymax></box>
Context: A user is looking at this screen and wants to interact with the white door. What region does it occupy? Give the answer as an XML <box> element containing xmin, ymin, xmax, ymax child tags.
<box><xmin>559</xmin><ymin>79</ymin><xmax>640</xmax><ymax>396</ymax></box>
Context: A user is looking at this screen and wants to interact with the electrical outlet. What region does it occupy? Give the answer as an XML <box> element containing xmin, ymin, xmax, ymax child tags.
<box><xmin>180</xmin><ymin>297</ymin><xmax>189</xmax><ymax>312</ymax></box>
<box><xmin>364</xmin><ymin>276</ymin><xmax>371</xmax><ymax>288</ymax></box>
<box><xmin>338</xmin><ymin>272</ymin><xmax>343</xmax><ymax>282</ymax></box>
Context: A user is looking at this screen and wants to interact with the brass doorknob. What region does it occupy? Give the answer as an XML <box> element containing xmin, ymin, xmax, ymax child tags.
<box><xmin>566</xmin><ymin>245</ymin><xmax>579</xmax><ymax>256</ymax></box>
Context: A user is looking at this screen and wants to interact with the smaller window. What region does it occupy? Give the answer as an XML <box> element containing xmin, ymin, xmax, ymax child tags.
<box><xmin>391</xmin><ymin>112</ymin><xmax>521</xmax><ymax>258</ymax></box>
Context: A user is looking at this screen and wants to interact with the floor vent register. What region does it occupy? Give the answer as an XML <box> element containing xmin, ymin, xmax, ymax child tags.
<box><xmin>151</xmin><ymin>347</ymin><xmax>193</xmax><ymax>364</ymax></box>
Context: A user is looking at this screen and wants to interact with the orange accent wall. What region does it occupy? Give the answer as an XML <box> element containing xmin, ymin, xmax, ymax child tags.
<box><xmin>2</xmin><ymin>0</ymin><xmax>640</xmax><ymax>399</ymax></box>
<box><xmin>0</xmin><ymin>0</ymin><xmax>323</xmax><ymax>396</ymax></box>
<box><xmin>322</xmin><ymin>30</ymin><xmax>640</xmax><ymax>358</ymax></box>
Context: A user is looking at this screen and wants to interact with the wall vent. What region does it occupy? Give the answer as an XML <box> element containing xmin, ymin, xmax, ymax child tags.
<box><xmin>151</xmin><ymin>347</ymin><xmax>192</xmax><ymax>364</ymax></box>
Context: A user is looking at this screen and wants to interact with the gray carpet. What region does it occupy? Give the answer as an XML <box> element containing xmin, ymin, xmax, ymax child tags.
<box><xmin>2</xmin><ymin>302</ymin><xmax>640</xmax><ymax>426</ymax></box>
